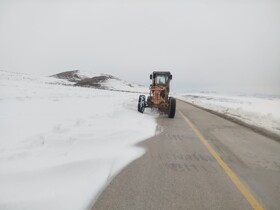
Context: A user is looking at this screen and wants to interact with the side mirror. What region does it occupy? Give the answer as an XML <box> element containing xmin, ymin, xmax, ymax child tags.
<box><xmin>150</xmin><ymin>74</ymin><xmax>153</xmax><ymax>80</ymax></box>
<box><xmin>169</xmin><ymin>75</ymin><xmax>172</xmax><ymax>80</ymax></box>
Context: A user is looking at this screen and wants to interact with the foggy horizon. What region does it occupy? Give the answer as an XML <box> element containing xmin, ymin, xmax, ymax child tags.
<box><xmin>1</xmin><ymin>0</ymin><xmax>279</xmax><ymax>94</ymax></box>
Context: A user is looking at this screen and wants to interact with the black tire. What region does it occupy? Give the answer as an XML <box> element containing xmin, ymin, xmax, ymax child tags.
<box><xmin>138</xmin><ymin>95</ymin><xmax>146</xmax><ymax>113</ymax></box>
<box><xmin>168</xmin><ymin>97</ymin><xmax>176</xmax><ymax>118</ymax></box>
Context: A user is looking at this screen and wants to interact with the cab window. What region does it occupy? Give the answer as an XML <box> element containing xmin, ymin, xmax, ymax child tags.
<box><xmin>155</xmin><ymin>74</ymin><xmax>167</xmax><ymax>85</ymax></box>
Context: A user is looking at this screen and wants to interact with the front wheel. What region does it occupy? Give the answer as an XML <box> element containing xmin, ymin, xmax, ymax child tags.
<box><xmin>138</xmin><ymin>95</ymin><xmax>146</xmax><ymax>113</ymax></box>
<box><xmin>168</xmin><ymin>97</ymin><xmax>176</xmax><ymax>118</ymax></box>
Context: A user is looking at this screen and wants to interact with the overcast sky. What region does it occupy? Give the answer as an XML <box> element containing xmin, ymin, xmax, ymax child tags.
<box><xmin>0</xmin><ymin>0</ymin><xmax>279</xmax><ymax>94</ymax></box>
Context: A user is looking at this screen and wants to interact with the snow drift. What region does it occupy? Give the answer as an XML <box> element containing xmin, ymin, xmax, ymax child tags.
<box><xmin>0</xmin><ymin>70</ymin><xmax>157</xmax><ymax>210</ymax></box>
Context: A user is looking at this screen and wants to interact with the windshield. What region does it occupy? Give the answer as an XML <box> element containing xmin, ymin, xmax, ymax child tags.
<box><xmin>155</xmin><ymin>74</ymin><xmax>168</xmax><ymax>85</ymax></box>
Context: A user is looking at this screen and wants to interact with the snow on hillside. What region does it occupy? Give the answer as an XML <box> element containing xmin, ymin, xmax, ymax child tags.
<box><xmin>0</xmin><ymin>70</ymin><xmax>157</xmax><ymax>210</ymax></box>
<box><xmin>52</xmin><ymin>70</ymin><xmax>148</xmax><ymax>93</ymax></box>
<box><xmin>51</xmin><ymin>70</ymin><xmax>103</xmax><ymax>83</ymax></box>
<box><xmin>177</xmin><ymin>93</ymin><xmax>280</xmax><ymax>136</ymax></box>
<box><xmin>102</xmin><ymin>76</ymin><xmax>145</xmax><ymax>92</ymax></box>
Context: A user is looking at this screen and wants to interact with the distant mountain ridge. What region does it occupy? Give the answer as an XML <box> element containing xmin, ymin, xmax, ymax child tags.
<box><xmin>51</xmin><ymin>70</ymin><xmax>147</xmax><ymax>92</ymax></box>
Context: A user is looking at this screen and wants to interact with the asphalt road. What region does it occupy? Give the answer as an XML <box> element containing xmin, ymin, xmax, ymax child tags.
<box><xmin>91</xmin><ymin>100</ymin><xmax>280</xmax><ymax>210</ymax></box>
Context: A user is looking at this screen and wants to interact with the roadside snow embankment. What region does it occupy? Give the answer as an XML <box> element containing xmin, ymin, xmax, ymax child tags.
<box><xmin>177</xmin><ymin>93</ymin><xmax>280</xmax><ymax>136</ymax></box>
<box><xmin>0</xmin><ymin>71</ymin><xmax>157</xmax><ymax>210</ymax></box>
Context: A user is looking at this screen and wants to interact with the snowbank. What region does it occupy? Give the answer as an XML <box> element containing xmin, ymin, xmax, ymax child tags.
<box><xmin>0</xmin><ymin>70</ymin><xmax>157</xmax><ymax>210</ymax></box>
<box><xmin>177</xmin><ymin>93</ymin><xmax>280</xmax><ymax>136</ymax></box>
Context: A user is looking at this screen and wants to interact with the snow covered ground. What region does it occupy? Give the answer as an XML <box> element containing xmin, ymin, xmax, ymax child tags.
<box><xmin>0</xmin><ymin>70</ymin><xmax>157</xmax><ymax>210</ymax></box>
<box><xmin>177</xmin><ymin>93</ymin><xmax>280</xmax><ymax>136</ymax></box>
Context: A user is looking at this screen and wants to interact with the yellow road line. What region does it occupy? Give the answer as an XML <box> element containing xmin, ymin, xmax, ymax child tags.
<box><xmin>179</xmin><ymin>110</ymin><xmax>264</xmax><ymax>210</ymax></box>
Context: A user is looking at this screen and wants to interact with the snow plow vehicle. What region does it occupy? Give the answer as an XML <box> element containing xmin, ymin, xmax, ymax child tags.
<box><xmin>138</xmin><ymin>71</ymin><xmax>176</xmax><ymax>118</ymax></box>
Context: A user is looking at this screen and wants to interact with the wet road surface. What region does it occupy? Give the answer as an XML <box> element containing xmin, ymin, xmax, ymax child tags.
<box><xmin>91</xmin><ymin>100</ymin><xmax>280</xmax><ymax>210</ymax></box>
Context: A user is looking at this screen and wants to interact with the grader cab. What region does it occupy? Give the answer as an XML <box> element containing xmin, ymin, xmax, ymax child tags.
<box><xmin>138</xmin><ymin>71</ymin><xmax>176</xmax><ymax>118</ymax></box>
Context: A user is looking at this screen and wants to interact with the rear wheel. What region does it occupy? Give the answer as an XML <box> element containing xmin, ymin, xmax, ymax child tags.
<box><xmin>168</xmin><ymin>97</ymin><xmax>176</xmax><ymax>118</ymax></box>
<box><xmin>138</xmin><ymin>95</ymin><xmax>146</xmax><ymax>113</ymax></box>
